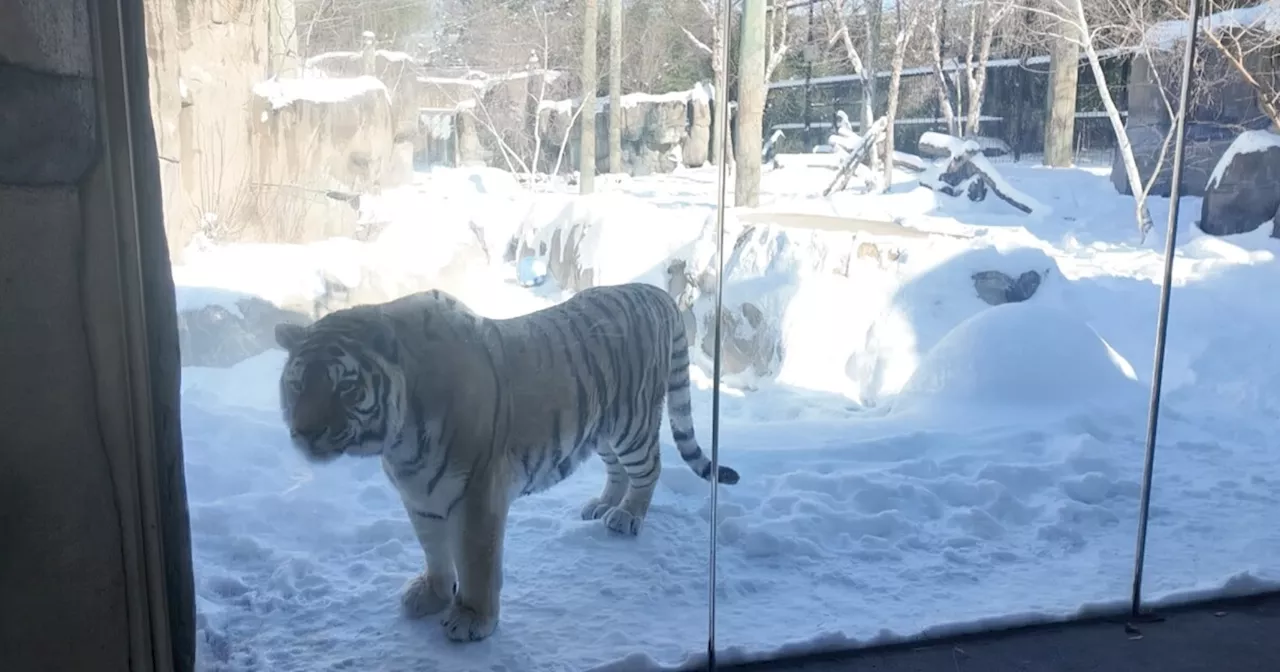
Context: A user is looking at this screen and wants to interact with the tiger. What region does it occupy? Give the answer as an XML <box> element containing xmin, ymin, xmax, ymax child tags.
<box><xmin>272</xmin><ymin>282</ymin><xmax>741</xmax><ymax>643</ymax></box>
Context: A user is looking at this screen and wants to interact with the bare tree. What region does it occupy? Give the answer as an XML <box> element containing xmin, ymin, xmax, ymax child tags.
<box><xmin>766</xmin><ymin>0</ymin><xmax>793</xmax><ymax>81</ymax></box>
<box><xmin>581</xmin><ymin>0</ymin><xmax>600</xmax><ymax>193</ymax></box>
<box><xmin>823</xmin><ymin>0</ymin><xmax>884</xmax><ymax>172</ymax></box>
<box><xmin>927</xmin><ymin>0</ymin><xmax>960</xmax><ymax>136</ymax></box>
<box><xmin>959</xmin><ymin>0</ymin><xmax>1015</xmax><ymax>135</ymax></box>
<box><xmin>1044</xmin><ymin>24</ymin><xmax>1080</xmax><ymax>167</ymax></box>
<box><xmin>1018</xmin><ymin>0</ymin><xmax>1189</xmax><ymax>238</ymax></box>
<box><xmin>609</xmin><ymin>0</ymin><xmax>624</xmax><ymax>174</ymax></box>
<box><xmin>678</xmin><ymin>0</ymin><xmax>733</xmax><ymax>166</ymax></box>
<box><xmin>423</xmin><ymin>4</ymin><xmax>571</xmax><ymax>186</ymax></box>
<box><xmin>883</xmin><ymin>0</ymin><xmax>923</xmax><ymax>188</ymax></box>
<box><xmin>1179</xmin><ymin>1</ymin><xmax>1280</xmax><ymax>129</ymax></box>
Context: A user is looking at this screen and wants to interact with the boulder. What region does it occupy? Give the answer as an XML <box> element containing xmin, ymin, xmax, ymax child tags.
<box><xmin>1197</xmin><ymin>130</ymin><xmax>1280</xmax><ymax>237</ymax></box>
<box><xmin>250</xmin><ymin>78</ymin><xmax>400</xmax><ymax>242</ymax></box>
<box><xmin>972</xmin><ymin>270</ymin><xmax>1043</xmax><ymax>306</ymax></box>
<box><xmin>918</xmin><ymin>134</ymin><xmax>1010</xmax><ymax>159</ymax></box>
<box><xmin>547</xmin><ymin>223</ymin><xmax>595</xmax><ymax>292</ymax></box>
<box><xmin>537</xmin><ymin>91</ymin><xmax>695</xmax><ymax>176</ymax></box>
<box><xmin>917</xmin><ymin>132</ymin><xmax>1043</xmax><ymax>214</ymax></box>
<box><xmin>1110</xmin><ymin>122</ymin><xmax>1238</xmax><ymax>198</ymax></box>
<box><xmin>700</xmin><ymin>302</ymin><xmax>782</xmax><ymax>377</ymax></box>
<box><xmin>178</xmin><ymin>298</ymin><xmax>310</xmax><ymax>368</ymax></box>
<box><xmin>965</xmin><ymin>135</ymin><xmax>1012</xmax><ymax>158</ymax></box>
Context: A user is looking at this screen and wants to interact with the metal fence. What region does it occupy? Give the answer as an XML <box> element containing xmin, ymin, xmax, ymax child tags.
<box><xmin>766</xmin><ymin>51</ymin><xmax>1131</xmax><ymax>166</ymax></box>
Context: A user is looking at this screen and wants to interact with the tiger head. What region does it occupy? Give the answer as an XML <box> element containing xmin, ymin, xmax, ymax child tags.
<box><xmin>273</xmin><ymin>309</ymin><xmax>406</xmax><ymax>464</ymax></box>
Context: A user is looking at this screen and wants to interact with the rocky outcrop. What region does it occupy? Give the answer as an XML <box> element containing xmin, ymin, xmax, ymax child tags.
<box><xmin>141</xmin><ymin>2</ymin><xmax>416</xmax><ymax>256</ymax></box>
<box><xmin>536</xmin><ymin>87</ymin><xmax>719</xmax><ymax>175</ymax></box>
<box><xmin>178</xmin><ymin>298</ymin><xmax>310</xmax><ymax>368</ymax></box>
<box><xmin>142</xmin><ymin>0</ymin><xmax>277</xmax><ymax>254</ymax></box>
<box><xmin>1113</xmin><ymin>49</ymin><xmax>1273</xmax><ymax>197</ymax></box>
<box><xmin>250</xmin><ymin>77</ymin><xmax>399</xmax><ymax>241</ymax></box>
<box><xmin>1197</xmin><ymin>130</ymin><xmax>1280</xmax><ymax>237</ymax></box>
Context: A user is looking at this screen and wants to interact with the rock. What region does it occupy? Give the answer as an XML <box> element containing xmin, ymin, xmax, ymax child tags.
<box><xmin>547</xmin><ymin>224</ymin><xmax>595</xmax><ymax>292</ymax></box>
<box><xmin>700</xmin><ymin>302</ymin><xmax>781</xmax><ymax>377</ymax></box>
<box><xmin>971</xmin><ymin>270</ymin><xmax>1043</xmax><ymax>306</ymax></box>
<box><xmin>178</xmin><ymin>298</ymin><xmax>310</xmax><ymax>368</ymax></box>
<box><xmin>917</xmin><ymin>132</ymin><xmax>1041</xmax><ymax>215</ymax></box>
<box><xmin>1111</xmin><ymin>122</ymin><xmax>1237</xmax><ymax>198</ymax></box>
<box><xmin>684</xmin><ymin>91</ymin><xmax>711</xmax><ymax>167</ymax></box>
<box><xmin>250</xmin><ymin>80</ymin><xmax>398</xmax><ymax>241</ymax></box>
<box><xmin>537</xmin><ymin>92</ymin><xmax>696</xmax><ymax>176</ymax></box>
<box><xmin>1115</xmin><ymin>51</ymin><xmax>1266</xmax><ymax>198</ymax></box>
<box><xmin>964</xmin><ymin>135</ymin><xmax>1012</xmax><ymax>158</ymax></box>
<box><xmin>1197</xmin><ymin>130</ymin><xmax>1280</xmax><ymax>237</ymax></box>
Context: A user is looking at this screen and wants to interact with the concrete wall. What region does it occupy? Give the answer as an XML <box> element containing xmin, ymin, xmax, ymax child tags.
<box><xmin>0</xmin><ymin>1</ymin><xmax>193</xmax><ymax>670</ymax></box>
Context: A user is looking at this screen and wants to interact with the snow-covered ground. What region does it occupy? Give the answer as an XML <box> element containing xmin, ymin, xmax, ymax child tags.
<box><xmin>183</xmin><ymin>158</ymin><xmax>1280</xmax><ymax>672</ymax></box>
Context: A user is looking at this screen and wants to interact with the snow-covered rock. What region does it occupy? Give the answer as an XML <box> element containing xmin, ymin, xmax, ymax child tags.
<box><xmin>1198</xmin><ymin>130</ymin><xmax>1280</xmax><ymax>237</ymax></box>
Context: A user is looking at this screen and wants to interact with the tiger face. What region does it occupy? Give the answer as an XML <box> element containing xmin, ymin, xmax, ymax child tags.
<box><xmin>274</xmin><ymin>317</ymin><xmax>403</xmax><ymax>464</ymax></box>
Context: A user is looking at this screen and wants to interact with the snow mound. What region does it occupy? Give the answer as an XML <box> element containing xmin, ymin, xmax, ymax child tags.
<box><xmin>517</xmin><ymin>191</ymin><xmax>704</xmax><ymax>290</ymax></box>
<box><xmin>894</xmin><ymin>300</ymin><xmax>1142</xmax><ymax>414</ymax></box>
<box><xmin>172</xmin><ymin>175</ymin><xmax>532</xmax><ymax>320</ymax></box>
<box><xmin>851</xmin><ymin>243</ymin><xmax>1065</xmax><ymax>406</ymax></box>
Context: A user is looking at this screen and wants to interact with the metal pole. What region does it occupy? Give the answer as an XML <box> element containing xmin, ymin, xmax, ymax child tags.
<box><xmin>803</xmin><ymin>0</ymin><xmax>814</xmax><ymax>148</ymax></box>
<box><xmin>1130</xmin><ymin>0</ymin><xmax>1200</xmax><ymax>620</ymax></box>
<box><xmin>707</xmin><ymin>0</ymin><xmax>733</xmax><ymax>665</ymax></box>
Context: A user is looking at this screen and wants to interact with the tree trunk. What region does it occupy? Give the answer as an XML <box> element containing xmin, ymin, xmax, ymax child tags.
<box><xmin>608</xmin><ymin>0</ymin><xmax>623</xmax><ymax>174</ymax></box>
<box><xmin>579</xmin><ymin>0</ymin><xmax>599</xmax><ymax>193</ymax></box>
<box><xmin>711</xmin><ymin>14</ymin><xmax>728</xmax><ymax>167</ymax></box>
<box><xmin>964</xmin><ymin>2</ymin><xmax>1000</xmax><ymax>135</ymax></box>
<box><xmin>1044</xmin><ymin>28</ymin><xmax>1079</xmax><ymax>167</ymax></box>
<box><xmin>1070</xmin><ymin>0</ymin><xmax>1153</xmax><ymax>236</ymax></box>
<box><xmin>929</xmin><ymin>4</ymin><xmax>958</xmax><ymax>136</ymax></box>
<box><xmin>884</xmin><ymin>16</ymin><xmax>914</xmax><ymax>189</ymax></box>
<box><xmin>736</xmin><ymin>0</ymin><xmax>767</xmax><ymax>207</ymax></box>
<box><xmin>863</xmin><ymin>2</ymin><xmax>883</xmax><ymax>171</ymax></box>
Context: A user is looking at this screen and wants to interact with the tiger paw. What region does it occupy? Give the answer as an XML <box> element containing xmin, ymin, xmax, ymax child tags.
<box><xmin>579</xmin><ymin>497</ymin><xmax>616</xmax><ymax>521</ymax></box>
<box><xmin>401</xmin><ymin>574</ymin><xmax>455</xmax><ymax>619</ymax></box>
<box><xmin>441</xmin><ymin>602</ymin><xmax>499</xmax><ymax>642</ymax></box>
<box><xmin>602</xmin><ymin>507</ymin><xmax>644</xmax><ymax>536</ymax></box>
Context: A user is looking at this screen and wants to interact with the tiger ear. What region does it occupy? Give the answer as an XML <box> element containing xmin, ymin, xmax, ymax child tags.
<box><xmin>274</xmin><ymin>322</ymin><xmax>307</xmax><ymax>352</ymax></box>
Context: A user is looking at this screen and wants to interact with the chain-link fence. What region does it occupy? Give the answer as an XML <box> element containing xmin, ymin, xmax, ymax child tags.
<box><xmin>766</xmin><ymin>51</ymin><xmax>1131</xmax><ymax>166</ymax></box>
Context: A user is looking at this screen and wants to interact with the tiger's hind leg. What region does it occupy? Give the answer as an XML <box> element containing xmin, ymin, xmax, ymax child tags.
<box><xmin>599</xmin><ymin>429</ymin><xmax>663</xmax><ymax>536</ymax></box>
<box><xmin>580</xmin><ymin>445</ymin><xmax>629</xmax><ymax>521</ymax></box>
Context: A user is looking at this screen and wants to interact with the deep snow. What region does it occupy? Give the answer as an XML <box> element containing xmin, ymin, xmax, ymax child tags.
<box><xmin>182</xmin><ymin>159</ymin><xmax>1280</xmax><ymax>672</ymax></box>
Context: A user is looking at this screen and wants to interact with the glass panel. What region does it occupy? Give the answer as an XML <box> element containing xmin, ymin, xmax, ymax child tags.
<box><xmin>157</xmin><ymin>1</ymin><xmax>724</xmax><ymax>670</ymax></box>
<box><xmin>1142</xmin><ymin>3</ymin><xmax>1280</xmax><ymax>613</ymax></box>
<box><xmin>710</xmin><ymin>0</ymin><xmax>1185</xmax><ymax>664</ymax></box>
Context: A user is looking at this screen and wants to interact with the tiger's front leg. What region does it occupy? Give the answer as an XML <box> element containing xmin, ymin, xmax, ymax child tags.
<box><xmin>399</xmin><ymin>506</ymin><xmax>457</xmax><ymax>619</ymax></box>
<box><xmin>441</xmin><ymin>474</ymin><xmax>508</xmax><ymax>642</ymax></box>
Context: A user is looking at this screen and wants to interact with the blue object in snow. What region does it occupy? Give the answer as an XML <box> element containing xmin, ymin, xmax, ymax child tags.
<box><xmin>516</xmin><ymin>256</ymin><xmax>549</xmax><ymax>288</ymax></box>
